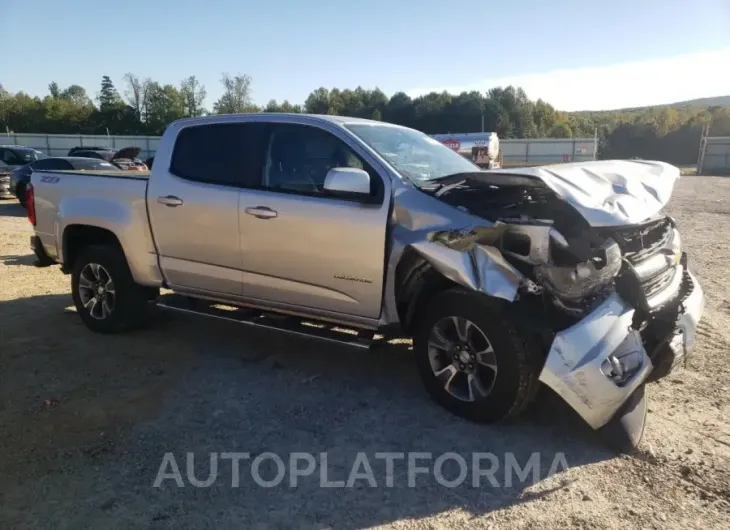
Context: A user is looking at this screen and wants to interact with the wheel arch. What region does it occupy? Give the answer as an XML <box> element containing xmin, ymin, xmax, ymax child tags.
<box><xmin>394</xmin><ymin>239</ymin><xmax>524</xmax><ymax>334</ymax></box>
<box><xmin>62</xmin><ymin>225</ymin><xmax>124</xmax><ymax>274</ymax></box>
<box><xmin>394</xmin><ymin>247</ymin><xmax>459</xmax><ymax>335</ymax></box>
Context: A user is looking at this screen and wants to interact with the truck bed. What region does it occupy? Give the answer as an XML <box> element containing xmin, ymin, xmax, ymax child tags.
<box><xmin>30</xmin><ymin>168</ymin><xmax>161</xmax><ymax>286</ymax></box>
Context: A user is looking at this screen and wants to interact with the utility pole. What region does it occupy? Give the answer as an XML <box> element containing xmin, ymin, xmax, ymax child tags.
<box><xmin>696</xmin><ymin>123</ymin><xmax>709</xmax><ymax>175</ymax></box>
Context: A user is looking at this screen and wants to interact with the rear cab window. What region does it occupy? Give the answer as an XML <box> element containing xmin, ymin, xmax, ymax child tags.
<box><xmin>170</xmin><ymin>123</ymin><xmax>267</xmax><ymax>187</ymax></box>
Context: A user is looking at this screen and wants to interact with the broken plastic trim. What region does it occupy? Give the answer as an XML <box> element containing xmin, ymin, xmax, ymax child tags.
<box><xmin>409</xmin><ymin>227</ymin><xmax>524</xmax><ymax>302</ymax></box>
<box><xmin>536</xmin><ymin>239</ymin><xmax>622</xmax><ymax>301</ymax></box>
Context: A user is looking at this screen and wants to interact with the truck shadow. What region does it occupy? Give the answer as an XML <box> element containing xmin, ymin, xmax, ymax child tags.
<box><xmin>0</xmin><ymin>200</ymin><xmax>25</xmax><ymax>217</ymax></box>
<box><xmin>1</xmin><ymin>254</ymin><xmax>40</xmax><ymax>266</ymax></box>
<box><xmin>0</xmin><ymin>291</ymin><xmax>616</xmax><ymax>528</ymax></box>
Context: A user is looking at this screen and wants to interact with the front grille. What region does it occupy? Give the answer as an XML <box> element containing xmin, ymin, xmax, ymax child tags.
<box><xmin>607</xmin><ymin>216</ymin><xmax>684</xmax><ymax>312</ymax></box>
<box><xmin>609</xmin><ymin>217</ymin><xmax>673</xmax><ymax>264</ymax></box>
<box><xmin>642</xmin><ymin>266</ymin><xmax>676</xmax><ymax>300</ymax></box>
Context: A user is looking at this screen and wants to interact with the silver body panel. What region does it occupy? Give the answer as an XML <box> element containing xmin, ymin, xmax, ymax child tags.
<box><xmin>30</xmin><ymin>113</ymin><xmax>705</xmax><ymax>432</ymax></box>
<box><xmin>539</xmin><ymin>271</ymin><xmax>704</xmax><ymax>429</ymax></box>
<box><xmin>32</xmin><ymin>173</ymin><xmax>162</xmax><ymax>286</ymax></box>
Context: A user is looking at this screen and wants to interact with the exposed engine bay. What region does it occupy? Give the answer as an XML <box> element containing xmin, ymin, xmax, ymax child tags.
<box><xmin>426</xmin><ymin>172</ymin><xmax>683</xmax><ymax>324</ymax></box>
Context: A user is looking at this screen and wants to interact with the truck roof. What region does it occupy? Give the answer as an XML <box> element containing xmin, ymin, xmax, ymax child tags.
<box><xmin>168</xmin><ymin>113</ymin><xmax>404</xmax><ymax>130</ymax></box>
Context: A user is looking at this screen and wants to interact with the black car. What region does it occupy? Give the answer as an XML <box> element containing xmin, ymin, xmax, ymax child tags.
<box><xmin>67</xmin><ymin>146</ymin><xmax>113</xmax><ymax>156</ymax></box>
<box><xmin>9</xmin><ymin>156</ymin><xmax>119</xmax><ymax>207</ymax></box>
<box><xmin>68</xmin><ymin>146</ymin><xmax>147</xmax><ymax>171</ymax></box>
<box><xmin>0</xmin><ymin>145</ymin><xmax>47</xmax><ymax>199</ymax></box>
<box><xmin>69</xmin><ymin>149</ymin><xmax>116</xmax><ymax>161</ymax></box>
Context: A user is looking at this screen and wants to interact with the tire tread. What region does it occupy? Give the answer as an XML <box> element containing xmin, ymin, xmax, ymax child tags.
<box><xmin>414</xmin><ymin>287</ymin><xmax>544</xmax><ymax>423</ymax></box>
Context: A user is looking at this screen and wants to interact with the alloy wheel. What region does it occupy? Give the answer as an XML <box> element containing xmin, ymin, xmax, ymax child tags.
<box><xmin>78</xmin><ymin>263</ymin><xmax>116</xmax><ymax>320</ymax></box>
<box><xmin>427</xmin><ymin>316</ymin><xmax>498</xmax><ymax>402</ymax></box>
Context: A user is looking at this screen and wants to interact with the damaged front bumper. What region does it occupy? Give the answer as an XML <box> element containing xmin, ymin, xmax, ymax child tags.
<box><xmin>539</xmin><ymin>268</ymin><xmax>704</xmax><ymax>429</ymax></box>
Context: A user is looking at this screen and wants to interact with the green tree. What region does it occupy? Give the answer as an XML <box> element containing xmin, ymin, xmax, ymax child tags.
<box><xmin>549</xmin><ymin>122</ymin><xmax>573</xmax><ymax>138</ymax></box>
<box><xmin>60</xmin><ymin>85</ymin><xmax>92</xmax><ymax>107</ymax></box>
<box><xmin>144</xmin><ymin>83</ymin><xmax>186</xmax><ymax>134</ymax></box>
<box><xmin>213</xmin><ymin>74</ymin><xmax>257</xmax><ymax>114</ymax></box>
<box><xmin>0</xmin><ymin>73</ymin><xmax>728</xmax><ymax>166</ymax></box>
<box><xmin>123</xmin><ymin>73</ymin><xmax>148</xmax><ymax>122</ymax></box>
<box><xmin>264</xmin><ymin>99</ymin><xmax>302</xmax><ymax>113</ymax></box>
<box><xmin>98</xmin><ymin>75</ymin><xmax>122</xmax><ymax>110</ymax></box>
<box><xmin>384</xmin><ymin>92</ymin><xmax>415</xmax><ymax>127</ymax></box>
<box><xmin>304</xmin><ymin>87</ymin><xmax>331</xmax><ymax>114</ymax></box>
<box><xmin>48</xmin><ymin>82</ymin><xmax>60</xmax><ymax>99</ymax></box>
<box><xmin>180</xmin><ymin>75</ymin><xmax>207</xmax><ymax>117</ymax></box>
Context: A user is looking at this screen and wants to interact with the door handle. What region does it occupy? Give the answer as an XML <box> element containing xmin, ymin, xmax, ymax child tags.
<box><xmin>245</xmin><ymin>206</ymin><xmax>278</xmax><ymax>219</ymax></box>
<box><xmin>157</xmin><ymin>195</ymin><xmax>184</xmax><ymax>207</ymax></box>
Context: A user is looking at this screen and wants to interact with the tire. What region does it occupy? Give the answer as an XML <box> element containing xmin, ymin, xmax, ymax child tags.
<box><xmin>71</xmin><ymin>244</ymin><xmax>148</xmax><ymax>333</ymax></box>
<box><xmin>414</xmin><ymin>288</ymin><xmax>543</xmax><ymax>423</ymax></box>
<box><xmin>16</xmin><ymin>184</ymin><xmax>26</xmax><ymax>208</ymax></box>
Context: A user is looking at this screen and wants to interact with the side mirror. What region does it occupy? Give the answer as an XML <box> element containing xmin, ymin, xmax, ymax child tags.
<box><xmin>323</xmin><ymin>167</ymin><xmax>371</xmax><ymax>196</ymax></box>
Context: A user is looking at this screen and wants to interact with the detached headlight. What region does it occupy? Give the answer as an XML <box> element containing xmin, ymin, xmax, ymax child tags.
<box><xmin>536</xmin><ymin>239</ymin><xmax>622</xmax><ymax>300</ymax></box>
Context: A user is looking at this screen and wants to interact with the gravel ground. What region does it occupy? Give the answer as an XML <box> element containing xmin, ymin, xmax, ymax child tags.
<box><xmin>0</xmin><ymin>177</ymin><xmax>729</xmax><ymax>529</ymax></box>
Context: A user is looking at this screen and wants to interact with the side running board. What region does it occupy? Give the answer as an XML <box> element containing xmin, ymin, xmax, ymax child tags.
<box><xmin>156</xmin><ymin>294</ymin><xmax>378</xmax><ymax>349</ymax></box>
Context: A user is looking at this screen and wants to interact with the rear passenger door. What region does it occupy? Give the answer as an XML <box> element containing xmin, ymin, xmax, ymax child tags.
<box><xmin>238</xmin><ymin>122</ymin><xmax>391</xmax><ymax>320</ymax></box>
<box><xmin>147</xmin><ymin>123</ymin><xmax>265</xmax><ymax>295</ymax></box>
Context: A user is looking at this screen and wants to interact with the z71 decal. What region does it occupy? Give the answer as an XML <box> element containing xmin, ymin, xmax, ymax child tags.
<box><xmin>40</xmin><ymin>176</ymin><xmax>60</xmax><ymax>183</ymax></box>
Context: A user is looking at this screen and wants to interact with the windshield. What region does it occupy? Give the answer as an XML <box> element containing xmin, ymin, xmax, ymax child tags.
<box><xmin>345</xmin><ymin>123</ymin><xmax>481</xmax><ymax>184</ymax></box>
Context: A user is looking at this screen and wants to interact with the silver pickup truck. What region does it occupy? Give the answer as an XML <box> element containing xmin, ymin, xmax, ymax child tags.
<box><xmin>27</xmin><ymin>113</ymin><xmax>704</xmax><ymax>449</ymax></box>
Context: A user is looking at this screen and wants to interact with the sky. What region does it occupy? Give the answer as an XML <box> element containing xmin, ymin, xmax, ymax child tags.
<box><xmin>2</xmin><ymin>0</ymin><xmax>730</xmax><ymax>111</ymax></box>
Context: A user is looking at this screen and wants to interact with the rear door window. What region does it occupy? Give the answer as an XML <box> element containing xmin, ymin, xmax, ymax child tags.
<box><xmin>170</xmin><ymin>123</ymin><xmax>267</xmax><ymax>187</ymax></box>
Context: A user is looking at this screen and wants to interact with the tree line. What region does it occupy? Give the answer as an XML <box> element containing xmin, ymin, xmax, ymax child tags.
<box><xmin>1</xmin><ymin>74</ymin><xmax>729</xmax><ymax>165</ymax></box>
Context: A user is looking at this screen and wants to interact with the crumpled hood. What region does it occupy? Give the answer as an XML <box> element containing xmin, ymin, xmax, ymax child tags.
<box><xmin>488</xmin><ymin>160</ymin><xmax>680</xmax><ymax>227</ymax></box>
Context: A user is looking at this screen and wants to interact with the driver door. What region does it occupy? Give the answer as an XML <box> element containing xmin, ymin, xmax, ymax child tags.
<box><xmin>238</xmin><ymin>122</ymin><xmax>391</xmax><ymax>319</ymax></box>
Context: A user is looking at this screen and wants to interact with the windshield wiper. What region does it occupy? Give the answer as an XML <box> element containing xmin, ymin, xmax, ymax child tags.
<box><xmin>419</xmin><ymin>171</ymin><xmax>484</xmax><ymax>195</ymax></box>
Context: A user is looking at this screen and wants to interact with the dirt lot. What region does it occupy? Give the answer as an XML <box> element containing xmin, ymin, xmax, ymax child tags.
<box><xmin>0</xmin><ymin>177</ymin><xmax>729</xmax><ymax>529</ymax></box>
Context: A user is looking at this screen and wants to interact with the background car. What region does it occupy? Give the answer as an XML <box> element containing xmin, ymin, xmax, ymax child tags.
<box><xmin>67</xmin><ymin>146</ymin><xmax>147</xmax><ymax>171</ymax></box>
<box><xmin>67</xmin><ymin>146</ymin><xmax>111</xmax><ymax>156</ymax></box>
<box><xmin>0</xmin><ymin>146</ymin><xmax>47</xmax><ymax>199</ymax></box>
<box><xmin>9</xmin><ymin>156</ymin><xmax>120</xmax><ymax>207</ymax></box>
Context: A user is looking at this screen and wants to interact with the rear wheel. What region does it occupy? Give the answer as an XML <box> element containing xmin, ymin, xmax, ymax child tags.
<box><xmin>414</xmin><ymin>288</ymin><xmax>543</xmax><ymax>423</ymax></box>
<box><xmin>71</xmin><ymin>245</ymin><xmax>148</xmax><ymax>333</ymax></box>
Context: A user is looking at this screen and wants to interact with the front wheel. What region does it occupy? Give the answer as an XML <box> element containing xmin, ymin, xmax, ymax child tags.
<box><xmin>71</xmin><ymin>245</ymin><xmax>148</xmax><ymax>333</ymax></box>
<box><xmin>414</xmin><ymin>288</ymin><xmax>543</xmax><ymax>423</ymax></box>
